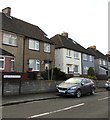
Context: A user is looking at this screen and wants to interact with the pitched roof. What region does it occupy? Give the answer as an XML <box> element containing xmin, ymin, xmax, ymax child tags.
<box><xmin>0</xmin><ymin>48</ymin><xmax>14</xmax><ymax>56</ymax></box>
<box><xmin>1</xmin><ymin>12</ymin><xmax>53</xmax><ymax>44</ymax></box>
<box><xmin>51</xmin><ymin>34</ymin><xmax>94</xmax><ymax>56</ymax></box>
<box><xmin>87</xmin><ymin>47</ymin><xmax>107</xmax><ymax>60</ymax></box>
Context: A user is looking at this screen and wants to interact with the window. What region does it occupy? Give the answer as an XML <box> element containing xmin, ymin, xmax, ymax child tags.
<box><xmin>29</xmin><ymin>59</ymin><xmax>40</xmax><ymax>71</ymax></box>
<box><xmin>29</xmin><ymin>39</ymin><xmax>39</xmax><ymax>50</ymax></box>
<box><xmin>44</xmin><ymin>43</ymin><xmax>50</xmax><ymax>53</ymax></box>
<box><xmin>11</xmin><ymin>58</ymin><xmax>15</xmax><ymax>71</ymax></box>
<box><xmin>74</xmin><ymin>51</ymin><xmax>79</xmax><ymax>59</ymax></box>
<box><xmin>66</xmin><ymin>49</ymin><xmax>71</xmax><ymax>57</ymax></box>
<box><xmin>99</xmin><ymin>59</ymin><xmax>102</xmax><ymax>65</ymax></box>
<box><xmin>74</xmin><ymin>65</ymin><xmax>79</xmax><ymax>73</ymax></box>
<box><xmin>3</xmin><ymin>33</ymin><xmax>17</xmax><ymax>46</ymax></box>
<box><xmin>89</xmin><ymin>56</ymin><xmax>93</xmax><ymax>62</ymax></box>
<box><xmin>0</xmin><ymin>57</ymin><xmax>5</xmax><ymax>70</ymax></box>
<box><xmin>83</xmin><ymin>54</ymin><xmax>88</xmax><ymax>61</ymax></box>
<box><xmin>103</xmin><ymin>60</ymin><xmax>106</xmax><ymax>66</ymax></box>
<box><xmin>83</xmin><ymin>66</ymin><xmax>89</xmax><ymax>74</ymax></box>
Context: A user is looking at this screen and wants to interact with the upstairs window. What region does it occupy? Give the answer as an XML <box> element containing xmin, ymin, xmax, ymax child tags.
<box><xmin>103</xmin><ymin>60</ymin><xmax>106</xmax><ymax>66</ymax></box>
<box><xmin>44</xmin><ymin>43</ymin><xmax>50</xmax><ymax>53</ymax></box>
<box><xmin>3</xmin><ymin>33</ymin><xmax>17</xmax><ymax>46</ymax></box>
<box><xmin>66</xmin><ymin>49</ymin><xmax>71</xmax><ymax>58</ymax></box>
<box><xmin>89</xmin><ymin>55</ymin><xmax>93</xmax><ymax>62</ymax></box>
<box><xmin>29</xmin><ymin>39</ymin><xmax>39</xmax><ymax>51</ymax></box>
<box><xmin>99</xmin><ymin>59</ymin><xmax>102</xmax><ymax>65</ymax></box>
<box><xmin>83</xmin><ymin>54</ymin><xmax>88</xmax><ymax>61</ymax></box>
<box><xmin>74</xmin><ymin>51</ymin><xmax>79</xmax><ymax>59</ymax></box>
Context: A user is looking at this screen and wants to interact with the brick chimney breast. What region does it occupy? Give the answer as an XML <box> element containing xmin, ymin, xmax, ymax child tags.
<box><xmin>61</xmin><ymin>32</ymin><xmax>68</xmax><ymax>38</ymax></box>
<box><xmin>2</xmin><ymin>7</ymin><xmax>11</xmax><ymax>16</ymax></box>
<box><xmin>89</xmin><ymin>45</ymin><xmax>96</xmax><ymax>50</ymax></box>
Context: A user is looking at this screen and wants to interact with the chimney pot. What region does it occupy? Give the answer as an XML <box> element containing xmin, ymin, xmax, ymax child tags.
<box><xmin>2</xmin><ymin>7</ymin><xmax>11</xmax><ymax>16</ymax></box>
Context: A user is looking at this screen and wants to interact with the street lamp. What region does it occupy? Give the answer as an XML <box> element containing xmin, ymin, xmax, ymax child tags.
<box><xmin>106</xmin><ymin>51</ymin><xmax>110</xmax><ymax>80</ymax></box>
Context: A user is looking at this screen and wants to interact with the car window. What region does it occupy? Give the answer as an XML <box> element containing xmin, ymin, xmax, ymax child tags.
<box><xmin>65</xmin><ymin>78</ymin><xmax>81</xmax><ymax>84</ymax></box>
<box><xmin>82</xmin><ymin>79</ymin><xmax>87</xmax><ymax>84</ymax></box>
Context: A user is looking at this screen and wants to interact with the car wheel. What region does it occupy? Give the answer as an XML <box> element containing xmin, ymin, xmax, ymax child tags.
<box><xmin>76</xmin><ymin>90</ymin><xmax>81</xmax><ymax>98</ymax></box>
<box><xmin>90</xmin><ymin>87</ymin><xmax>95</xmax><ymax>95</ymax></box>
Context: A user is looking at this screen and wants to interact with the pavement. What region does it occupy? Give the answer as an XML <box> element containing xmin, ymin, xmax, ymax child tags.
<box><xmin>1</xmin><ymin>88</ymin><xmax>106</xmax><ymax>106</ymax></box>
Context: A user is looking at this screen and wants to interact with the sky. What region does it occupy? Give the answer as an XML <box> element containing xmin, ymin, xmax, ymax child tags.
<box><xmin>0</xmin><ymin>0</ymin><xmax>109</xmax><ymax>54</ymax></box>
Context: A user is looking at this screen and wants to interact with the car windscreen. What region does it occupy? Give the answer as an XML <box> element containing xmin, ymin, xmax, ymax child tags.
<box><xmin>65</xmin><ymin>78</ymin><xmax>81</xmax><ymax>84</ymax></box>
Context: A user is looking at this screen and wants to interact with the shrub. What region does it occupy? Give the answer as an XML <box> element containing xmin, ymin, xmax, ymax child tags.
<box><xmin>41</xmin><ymin>67</ymin><xmax>67</xmax><ymax>80</ymax></box>
<box><xmin>87</xmin><ymin>67</ymin><xmax>96</xmax><ymax>76</ymax></box>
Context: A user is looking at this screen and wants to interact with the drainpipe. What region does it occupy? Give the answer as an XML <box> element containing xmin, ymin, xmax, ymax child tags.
<box><xmin>22</xmin><ymin>36</ymin><xmax>25</xmax><ymax>72</ymax></box>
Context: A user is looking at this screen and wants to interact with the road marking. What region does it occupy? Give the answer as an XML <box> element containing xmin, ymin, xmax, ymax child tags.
<box><xmin>28</xmin><ymin>103</ymin><xmax>85</xmax><ymax>118</ymax></box>
<box><xmin>98</xmin><ymin>96</ymin><xmax>110</xmax><ymax>101</ymax></box>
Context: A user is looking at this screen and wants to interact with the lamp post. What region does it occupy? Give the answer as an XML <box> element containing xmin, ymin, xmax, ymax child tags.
<box><xmin>106</xmin><ymin>51</ymin><xmax>110</xmax><ymax>80</ymax></box>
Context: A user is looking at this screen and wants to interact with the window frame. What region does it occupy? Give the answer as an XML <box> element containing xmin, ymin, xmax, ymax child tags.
<box><xmin>74</xmin><ymin>51</ymin><xmax>79</xmax><ymax>59</ymax></box>
<box><xmin>83</xmin><ymin>54</ymin><xmax>88</xmax><ymax>61</ymax></box>
<box><xmin>44</xmin><ymin>43</ymin><xmax>50</xmax><ymax>53</ymax></box>
<box><xmin>29</xmin><ymin>59</ymin><xmax>40</xmax><ymax>71</ymax></box>
<box><xmin>66</xmin><ymin>49</ymin><xmax>72</xmax><ymax>58</ymax></box>
<box><xmin>3</xmin><ymin>33</ymin><xmax>17</xmax><ymax>46</ymax></box>
<box><xmin>29</xmin><ymin>39</ymin><xmax>40</xmax><ymax>51</ymax></box>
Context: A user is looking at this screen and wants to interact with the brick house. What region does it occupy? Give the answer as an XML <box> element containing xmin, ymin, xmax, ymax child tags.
<box><xmin>1</xmin><ymin>7</ymin><xmax>55</xmax><ymax>72</ymax></box>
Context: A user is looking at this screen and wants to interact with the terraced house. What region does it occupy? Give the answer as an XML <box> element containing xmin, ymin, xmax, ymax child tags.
<box><xmin>87</xmin><ymin>46</ymin><xmax>110</xmax><ymax>79</ymax></box>
<box><xmin>0</xmin><ymin>7</ymin><xmax>55</xmax><ymax>72</ymax></box>
<box><xmin>51</xmin><ymin>32</ymin><xmax>95</xmax><ymax>75</ymax></box>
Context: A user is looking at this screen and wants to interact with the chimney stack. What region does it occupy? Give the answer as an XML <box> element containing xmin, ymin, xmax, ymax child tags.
<box><xmin>61</xmin><ymin>32</ymin><xmax>68</xmax><ymax>38</ymax></box>
<box><xmin>2</xmin><ymin>7</ymin><xmax>11</xmax><ymax>16</ymax></box>
<box><xmin>88</xmin><ymin>45</ymin><xmax>96</xmax><ymax>50</ymax></box>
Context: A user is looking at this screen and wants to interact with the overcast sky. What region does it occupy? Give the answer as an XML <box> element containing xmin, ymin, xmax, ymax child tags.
<box><xmin>1</xmin><ymin>0</ymin><xmax>109</xmax><ymax>54</ymax></box>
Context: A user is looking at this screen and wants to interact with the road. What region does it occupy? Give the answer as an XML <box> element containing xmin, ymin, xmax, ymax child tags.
<box><xmin>2</xmin><ymin>91</ymin><xmax>109</xmax><ymax>119</ymax></box>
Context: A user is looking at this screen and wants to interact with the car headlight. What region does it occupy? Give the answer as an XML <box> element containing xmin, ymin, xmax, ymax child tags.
<box><xmin>70</xmin><ymin>86</ymin><xmax>77</xmax><ymax>90</ymax></box>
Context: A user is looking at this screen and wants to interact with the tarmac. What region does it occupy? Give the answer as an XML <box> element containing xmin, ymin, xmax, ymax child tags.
<box><xmin>1</xmin><ymin>88</ymin><xmax>107</xmax><ymax>106</ymax></box>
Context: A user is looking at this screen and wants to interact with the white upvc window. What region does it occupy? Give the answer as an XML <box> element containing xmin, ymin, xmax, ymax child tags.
<box><xmin>44</xmin><ymin>43</ymin><xmax>50</xmax><ymax>53</ymax></box>
<box><xmin>66</xmin><ymin>49</ymin><xmax>71</xmax><ymax>57</ymax></box>
<box><xmin>3</xmin><ymin>33</ymin><xmax>17</xmax><ymax>46</ymax></box>
<box><xmin>99</xmin><ymin>59</ymin><xmax>102</xmax><ymax>65</ymax></box>
<box><xmin>0</xmin><ymin>57</ymin><xmax>5</xmax><ymax>70</ymax></box>
<box><xmin>29</xmin><ymin>59</ymin><xmax>40</xmax><ymax>71</ymax></box>
<box><xmin>83</xmin><ymin>54</ymin><xmax>88</xmax><ymax>61</ymax></box>
<box><xmin>74</xmin><ymin>65</ymin><xmax>79</xmax><ymax>73</ymax></box>
<box><xmin>29</xmin><ymin>39</ymin><xmax>39</xmax><ymax>50</ymax></box>
<box><xmin>89</xmin><ymin>55</ymin><xmax>93</xmax><ymax>62</ymax></box>
<box><xmin>83</xmin><ymin>66</ymin><xmax>89</xmax><ymax>74</ymax></box>
<box><xmin>103</xmin><ymin>60</ymin><xmax>106</xmax><ymax>66</ymax></box>
<box><xmin>74</xmin><ymin>51</ymin><xmax>79</xmax><ymax>59</ymax></box>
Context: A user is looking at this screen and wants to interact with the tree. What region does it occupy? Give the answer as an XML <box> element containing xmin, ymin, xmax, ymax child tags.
<box><xmin>87</xmin><ymin>67</ymin><xmax>95</xmax><ymax>76</ymax></box>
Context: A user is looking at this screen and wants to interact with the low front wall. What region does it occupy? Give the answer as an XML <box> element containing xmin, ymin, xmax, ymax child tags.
<box><xmin>2</xmin><ymin>80</ymin><xmax>62</xmax><ymax>96</ymax></box>
<box><xmin>2</xmin><ymin>80</ymin><xmax>106</xmax><ymax>96</ymax></box>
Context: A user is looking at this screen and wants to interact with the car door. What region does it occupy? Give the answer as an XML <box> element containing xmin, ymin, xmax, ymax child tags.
<box><xmin>81</xmin><ymin>79</ymin><xmax>90</xmax><ymax>94</ymax></box>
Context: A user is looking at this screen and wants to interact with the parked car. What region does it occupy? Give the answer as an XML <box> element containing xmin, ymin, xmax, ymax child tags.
<box><xmin>105</xmin><ymin>80</ymin><xmax>110</xmax><ymax>90</ymax></box>
<box><xmin>56</xmin><ymin>77</ymin><xmax>95</xmax><ymax>98</ymax></box>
